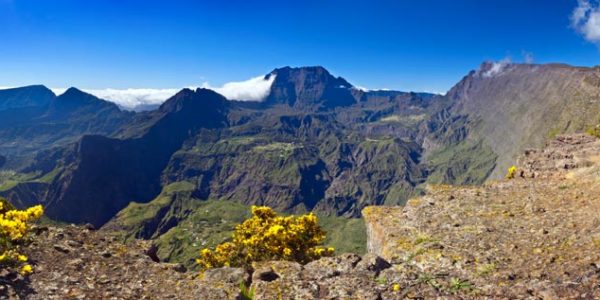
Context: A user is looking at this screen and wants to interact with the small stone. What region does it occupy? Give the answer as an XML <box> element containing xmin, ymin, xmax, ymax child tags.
<box><xmin>53</xmin><ymin>244</ymin><xmax>71</xmax><ymax>253</ymax></box>
<box><xmin>98</xmin><ymin>275</ymin><xmax>111</xmax><ymax>284</ymax></box>
<box><xmin>354</xmin><ymin>254</ymin><xmax>391</xmax><ymax>275</ymax></box>
<box><xmin>172</xmin><ymin>263</ymin><xmax>187</xmax><ymax>273</ymax></box>
<box><xmin>67</xmin><ymin>239</ymin><xmax>83</xmax><ymax>247</ymax></box>
<box><xmin>83</xmin><ymin>223</ymin><xmax>96</xmax><ymax>230</ymax></box>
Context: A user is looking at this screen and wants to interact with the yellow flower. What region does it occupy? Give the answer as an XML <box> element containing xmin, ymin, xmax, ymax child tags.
<box><xmin>20</xmin><ymin>264</ymin><xmax>33</xmax><ymax>275</ymax></box>
<box><xmin>506</xmin><ymin>165</ymin><xmax>517</xmax><ymax>179</ymax></box>
<box><xmin>393</xmin><ymin>283</ymin><xmax>401</xmax><ymax>292</ymax></box>
<box><xmin>18</xmin><ymin>255</ymin><xmax>27</xmax><ymax>262</ymax></box>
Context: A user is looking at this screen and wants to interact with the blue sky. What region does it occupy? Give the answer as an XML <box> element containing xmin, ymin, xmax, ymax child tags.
<box><xmin>0</xmin><ymin>0</ymin><xmax>598</xmax><ymax>94</ymax></box>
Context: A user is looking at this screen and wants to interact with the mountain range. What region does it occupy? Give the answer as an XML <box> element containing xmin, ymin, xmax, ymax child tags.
<box><xmin>1</xmin><ymin>63</ymin><xmax>599</xmax><ymax>266</ymax></box>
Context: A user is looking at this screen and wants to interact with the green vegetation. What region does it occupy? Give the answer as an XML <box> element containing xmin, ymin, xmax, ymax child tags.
<box><xmin>116</xmin><ymin>191</ymin><xmax>181</xmax><ymax>229</ymax></box>
<box><xmin>379</xmin><ymin>114</ymin><xmax>426</xmax><ymax>125</ymax></box>
<box><xmin>425</xmin><ymin>140</ymin><xmax>497</xmax><ymax>185</ymax></box>
<box><xmin>153</xmin><ymin>202</ymin><xmax>366</xmax><ymax>270</ymax></box>
<box><xmin>253</xmin><ymin>142</ymin><xmax>299</xmax><ymax>157</ymax></box>
<box><xmin>547</xmin><ymin>127</ymin><xmax>561</xmax><ymax>139</ymax></box>
<box><xmin>587</xmin><ymin>125</ymin><xmax>600</xmax><ymax>138</ymax></box>
<box><xmin>239</xmin><ymin>281</ymin><xmax>255</xmax><ymax>300</ymax></box>
<box><xmin>162</xmin><ymin>181</ymin><xmax>195</xmax><ymax>194</ymax></box>
<box><xmin>375</xmin><ymin>276</ymin><xmax>388</xmax><ymax>285</ymax></box>
<box><xmin>115</xmin><ymin>182</ymin><xmax>367</xmax><ymax>270</ymax></box>
<box><xmin>476</xmin><ymin>262</ymin><xmax>496</xmax><ymax>276</ymax></box>
<box><xmin>0</xmin><ymin>167</ymin><xmax>63</xmax><ymax>191</ymax></box>
<box><xmin>316</xmin><ymin>214</ymin><xmax>367</xmax><ymax>254</ymax></box>
<box><xmin>35</xmin><ymin>167</ymin><xmax>62</xmax><ymax>183</ymax></box>
<box><xmin>449</xmin><ymin>278</ymin><xmax>472</xmax><ymax>294</ymax></box>
<box><xmin>155</xmin><ymin>199</ymin><xmax>251</xmax><ymax>270</ymax></box>
<box><xmin>0</xmin><ymin>171</ymin><xmax>39</xmax><ymax>191</ymax></box>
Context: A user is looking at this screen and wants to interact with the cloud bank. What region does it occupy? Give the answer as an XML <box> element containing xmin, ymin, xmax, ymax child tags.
<box><xmin>201</xmin><ymin>74</ymin><xmax>276</xmax><ymax>101</ymax></box>
<box><xmin>571</xmin><ymin>0</ymin><xmax>600</xmax><ymax>45</ymax></box>
<box><xmin>51</xmin><ymin>88</ymin><xmax>183</xmax><ymax>110</ymax></box>
<box><xmin>45</xmin><ymin>74</ymin><xmax>278</xmax><ymax>111</ymax></box>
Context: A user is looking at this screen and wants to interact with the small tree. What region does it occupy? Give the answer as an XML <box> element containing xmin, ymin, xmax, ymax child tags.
<box><xmin>0</xmin><ymin>198</ymin><xmax>43</xmax><ymax>275</ymax></box>
<box><xmin>197</xmin><ymin>206</ymin><xmax>334</xmax><ymax>270</ymax></box>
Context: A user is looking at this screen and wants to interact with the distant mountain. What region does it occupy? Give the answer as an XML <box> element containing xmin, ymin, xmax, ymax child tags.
<box><xmin>0</xmin><ymin>85</ymin><xmax>55</xmax><ymax>111</ymax></box>
<box><xmin>264</xmin><ymin>66</ymin><xmax>358</xmax><ymax>109</ymax></box>
<box><xmin>0</xmin><ymin>86</ymin><xmax>133</xmax><ymax>161</ymax></box>
<box><xmin>425</xmin><ymin>62</ymin><xmax>600</xmax><ymax>181</ymax></box>
<box><xmin>4</xmin><ymin>88</ymin><xmax>229</xmax><ymax>226</ymax></box>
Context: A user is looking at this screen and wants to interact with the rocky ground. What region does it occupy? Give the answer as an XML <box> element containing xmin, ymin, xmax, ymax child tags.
<box><xmin>365</xmin><ymin>134</ymin><xmax>600</xmax><ymax>299</ymax></box>
<box><xmin>1</xmin><ymin>133</ymin><xmax>599</xmax><ymax>299</ymax></box>
<box><xmin>0</xmin><ymin>225</ymin><xmax>201</xmax><ymax>299</ymax></box>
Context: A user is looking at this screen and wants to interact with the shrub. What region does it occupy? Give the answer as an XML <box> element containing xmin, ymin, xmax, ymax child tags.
<box><xmin>197</xmin><ymin>206</ymin><xmax>334</xmax><ymax>270</ymax></box>
<box><xmin>506</xmin><ymin>165</ymin><xmax>517</xmax><ymax>179</ymax></box>
<box><xmin>0</xmin><ymin>198</ymin><xmax>43</xmax><ymax>275</ymax></box>
<box><xmin>587</xmin><ymin>125</ymin><xmax>600</xmax><ymax>138</ymax></box>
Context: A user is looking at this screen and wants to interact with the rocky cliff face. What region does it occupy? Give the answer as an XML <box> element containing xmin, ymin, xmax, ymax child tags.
<box><xmin>264</xmin><ymin>66</ymin><xmax>357</xmax><ymax>109</ymax></box>
<box><xmin>363</xmin><ymin>133</ymin><xmax>600</xmax><ymax>298</ymax></box>
<box><xmin>439</xmin><ymin>63</ymin><xmax>600</xmax><ymax>179</ymax></box>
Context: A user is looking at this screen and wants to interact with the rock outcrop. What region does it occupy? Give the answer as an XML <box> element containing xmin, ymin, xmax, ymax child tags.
<box><xmin>364</xmin><ymin>134</ymin><xmax>600</xmax><ymax>298</ymax></box>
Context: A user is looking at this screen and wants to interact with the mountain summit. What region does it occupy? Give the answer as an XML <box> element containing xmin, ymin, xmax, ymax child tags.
<box><xmin>264</xmin><ymin>66</ymin><xmax>357</xmax><ymax>109</ymax></box>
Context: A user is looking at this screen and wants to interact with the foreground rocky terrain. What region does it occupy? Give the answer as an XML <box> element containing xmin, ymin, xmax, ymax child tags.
<box><xmin>0</xmin><ymin>133</ymin><xmax>597</xmax><ymax>299</ymax></box>
<box><xmin>0</xmin><ymin>225</ymin><xmax>201</xmax><ymax>299</ymax></box>
<box><xmin>365</xmin><ymin>134</ymin><xmax>600</xmax><ymax>298</ymax></box>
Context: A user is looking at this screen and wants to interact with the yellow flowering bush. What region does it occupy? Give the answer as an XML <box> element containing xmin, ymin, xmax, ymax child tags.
<box><xmin>506</xmin><ymin>165</ymin><xmax>517</xmax><ymax>179</ymax></box>
<box><xmin>197</xmin><ymin>206</ymin><xmax>334</xmax><ymax>270</ymax></box>
<box><xmin>0</xmin><ymin>198</ymin><xmax>43</xmax><ymax>275</ymax></box>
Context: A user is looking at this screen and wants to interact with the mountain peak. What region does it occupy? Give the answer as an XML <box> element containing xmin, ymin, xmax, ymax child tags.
<box><xmin>268</xmin><ymin>66</ymin><xmax>352</xmax><ymax>87</ymax></box>
<box><xmin>158</xmin><ymin>87</ymin><xmax>228</xmax><ymax>114</ymax></box>
<box><xmin>264</xmin><ymin>66</ymin><xmax>356</xmax><ymax>109</ymax></box>
<box><xmin>48</xmin><ymin>87</ymin><xmax>122</xmax><ymax>116</ymax></box>
<box><xmin>61</xmin><ymin>87</ymin><xmax>93</xmax><ymax>98</ymax></box>
<box><xmin>0</xmin><ymin>85</ymin><xmax>56</xmax><ymax>111</ymax></box>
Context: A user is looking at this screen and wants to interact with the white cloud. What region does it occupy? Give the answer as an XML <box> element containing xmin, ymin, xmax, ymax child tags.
<box><xmin>50</xmin><ymin>87</ymin><xmax>184</xmax><ymax>110</ymax></box>
<box><xmin>351</xmin><ymin>86</ymin><xmax>391</xmax><ymax>92</ymax></box>
<box><xmin>482</xmin><ymin>57</ymin><xmax>512</xmax><ymax>78</ymax></box>
<box><xmin>353</xmin><ymin>86</ymin><xmax>370</xmax><ymax>92</ymax></box>
<box><xmin>201</xmin><ymin>74</ymin><xmax>276</xmax><ymax>101</ymax></box>
<box><xmin>571</xmin><ymin>0</ymin><xmax>600</xmax><ymax>45</ymax></box>
<box><xmin>41</xmin><ymin>74</ymin><xmax>278</xmax><ymax>111</ymax></box>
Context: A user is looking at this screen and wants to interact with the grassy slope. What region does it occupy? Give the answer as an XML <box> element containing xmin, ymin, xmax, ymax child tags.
<box><xmin>425</xmin><ymin>140</ymin><xmax>497</xmax><ymax>185</ymax></box>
